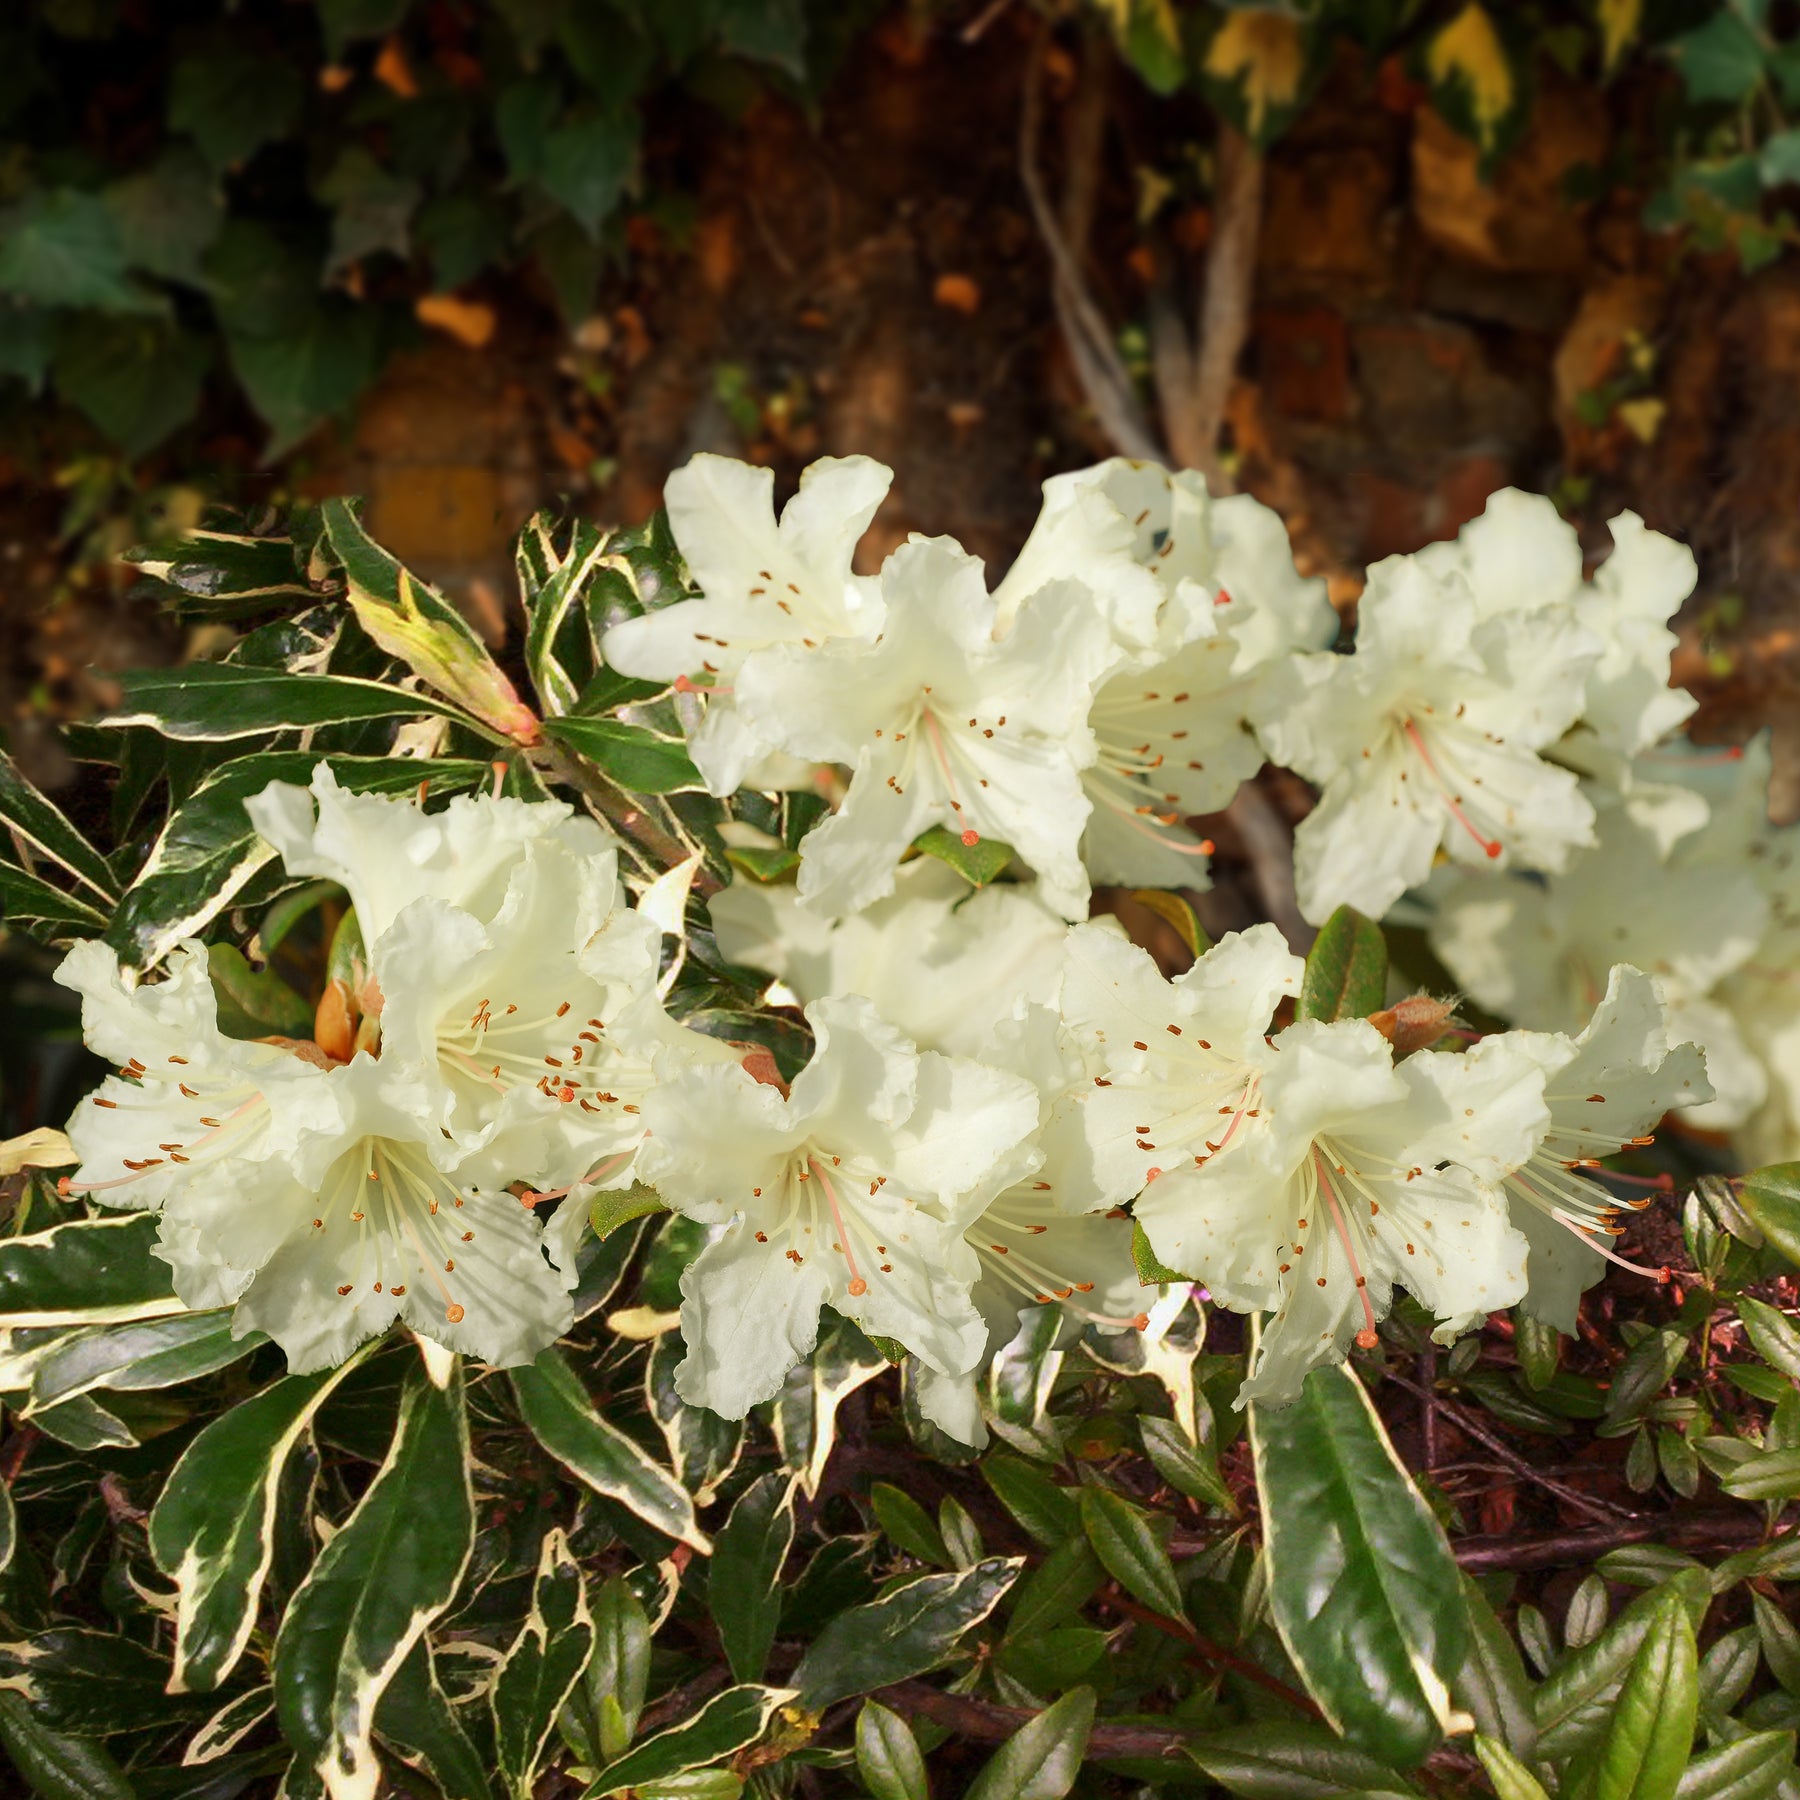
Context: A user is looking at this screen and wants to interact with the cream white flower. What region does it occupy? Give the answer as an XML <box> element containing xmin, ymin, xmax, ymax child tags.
<box><xmin>735</xmin><ymin>537</ymin><xmax>1118</xmax><ymax>920</ymax></box>
<box><xmin>1045</xmin><ymin>921</ymin><xmax>1304</xmax><ymax>1216</ymax></box>
<box><xmin>247</xmin><ymin>767</ymin><xmax>735</xmax><ymax>1276</ymax></box>
<box><xmin>637</xmin><ymin>995</ymin><xmax>1041</xmax><ymax>1416</ymax></box>
<box><xmin>706</xmin><ymin>858</ymin><xmax>1070</xmax><ymax>1060</ymax></box>
<box><xmin>1257</xmin><ymin>551</ymin><xmax>1602</xmax><ymax>924</ymax></box>
<box><xmin>55</xmin><ymin>941</ymin><xmax>575</xmax><ymax>1372</ymax></box>
<box><xmin>1132</xmin><ymin>1018</ymin><xmax>1541</xmax><ymax>1406</ymax></box>
<box><xmin>1498</xmin><ymin>966</ymin><xmax>1712</xmax><ymax>1333</ymax></box>
<box><xmin>1428</xmin><ymin>795</ymin><xmax>1768</xmax><ymax>1129</ymax></box>
<box><xmin>599</xmin><ymin>453</ymin><xmax>891</xmax><ymax>793</ymax></box>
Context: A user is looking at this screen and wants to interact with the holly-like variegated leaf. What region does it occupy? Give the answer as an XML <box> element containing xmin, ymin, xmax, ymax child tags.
<box><xmin>582</xmin><ymin>1685</ymin><xmax>797</xmax><ymax>1799</ymax></box>
<box><xmin>988</xmin><ymin>1303</ymin><xmax>1063</xmax><ymax>1433</ymax></box>
<box><xmin>772</xmin><ymin>1315</ymin><xmax>891</xmax><ymax>1499</ymax></box>
<box><xmin>790</xmin><ymin>1558</ymin><xmax>1025</xmax><ymax>1712</ymax></box>
<box><xmin>273</xmin><ymin>1364</ymin><xmax>475</xmax><ymax>1800</ymax></box>
<box><xmin>151</xmin><ymin>1356</ymin><xmax>369</xmax><ymax>1693</ymax></box>
<box><xmin>491</xmin><ymin>1528</ymin><xmax>594</xmax><ymax>1799</ymax></box>
<box><xmin>126</xmin><ymin>526</ymin><xmax>317</xmax><ymax>618</ymax></box>
<box><xmin>25</xmin><ymin>1309</ymin><xmax>263</xmax><ymax>1415</ymax></box>
<box><xmin>709</xmin><ymin>1472</ymin><xmax>798</xmax><ymax>1684</ymax></box>
<box><xmin>516</xmin><ymin>512</ymin><xmax>616</xmax><ymax>716</ymax></box>
<box><xmin>1249</xmin><ymin>1362</ymin><xmax>1469</xmax><ymax>1766</ymax></box>
<box><xmin>0</xmin><ymin>754</ymin><xmax>120</xmax><ymax>909</ymax></box>
<box><xmin>186</xmin><ymin>1684</ymin><xmax>276</xmax><ymax>1764</ymax></box>
<box><xmin>109</xmin><ymin>661</ymin><xmax>473</xmax><ymax>742</ymax></box>
<box><xmin>0</xmin><ymin>862</ymin><xmax>113</xmax><ymax>935</ymax></box>
<box><xmin>0</xmin><ymin>1213</ymin><xmax>181</xmax><ymax>1327</ymax></box>
<box><xmin>104</xmin><ymin>752</ymin><xmax>487</xmax><ymax>969</ymax></box>
<box><xmin>375</xmin><ymin>1638</ymin><xmax>490</xmax><ymax>1800</ymax></box>
<box><xmin>0</xmin><ymin>1627</ymin><xmax>196</xmax><ymax>1735</ymax></box>
<box><xmin>646</xmin><ymin>1332</ymin><xmax>744</xmax><ymax>1505</ymax></box>
<box><xmin>509</xmin><ymin>1347</ymin><xmax>710</xmax><ymax>1552</ymax></box>
<box><xmin>321</xmin><ymin>495</ymin><xmax>542</xmax><ymax>746</ymax></box>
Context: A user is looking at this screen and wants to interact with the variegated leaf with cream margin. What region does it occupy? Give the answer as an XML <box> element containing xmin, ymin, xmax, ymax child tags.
<box><xmin>273</xmin><ymin>1362</ymin><xmax>474</xmax><ymax>1800</ymax></box>
<box><xmin>491</xmin><ymin>1528</ymin><xmax>595</xmax><ymax>1799</ymax></box>
<box><xmin>150</xmin><ymin>1352</ymin><xmax>373</xmax><ymax>1693</ymax></box>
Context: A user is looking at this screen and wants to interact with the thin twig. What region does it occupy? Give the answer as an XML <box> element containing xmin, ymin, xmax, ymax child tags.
<box><xmin>1184</xmin><ymin>124</ymin><xmax>1263</xmax><ymax>489</ymax></box>
<box><xmin>1019</xmin><ymin>23</ymin><xmax>1164</xmax><ymax>463</ymax></box>
<box><xmin>878</xmin><ymin>1678</ymin><xmax>1193</xmax><ymax>1757</ymax></box>
<box><xmin>1419</xmin><ymin>1343</ymin><xmax>1439</xmax><ymax>1473</ymax></box>
<box><xmin>1224</xmin><ymin>782</ymin><xmax>1313</xmax><ymax>953</ymax></box>
<box><xmin>1383</xmin><ymin>1372</ymin><xmax>1639</xmax><ymax>1525</ymax></box>
<box><xmin>1452</xmin><ymin>1509</ymin><xmax>1780</xmax><ymax>1573</ymax></box>
<box><xmin>1101</xmin><ymin>1588</ymin><xmax>1322</xmax><ymax>1719</ymax></box>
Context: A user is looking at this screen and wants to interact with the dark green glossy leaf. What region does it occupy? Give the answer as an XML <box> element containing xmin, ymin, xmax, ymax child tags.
<box><xmin>1674</xmin><ymin>1730</ymin><xmax>1797</xmax><ymax>1800</ymax></box>
<box><xmin>1139</xmin><ymin>1415</ymin><xmax>1236</xmax><ymax>1512</ymax></box>
<box><xmin>791</xmin><ymin>1557</ymin><xmax>1023</xmax><ymax>1712</ymax></box>
<box><xmin>1743</xmin><ymin>1165</ymin><xmax>1800</xmax><ymax>1269</ymax></box>
<box><xmin>1603</xmin><ymin>1329</ymin><xmax>1688</xmax><ymax>1429</ymax></box>
<box><xmin>1721</xmin><ymin>1447</ymin><xmax>1800</xmax><ymax>1502</ymax></box>
<box><xmin>645</xmin><ymin>1333</ymin><xmax>743</xmax><ymax>1504</ymax></box>
<box><xmin>1185</xmin><ymin>1719</ymin><xmax>1424</xmax><ymax>1798</ymax></box>
<box><xmin>0</xmin><ymin>1690</ymin><xmax>137</xmax><ymax>1800</ymax></box>
<box><xmin>871</xmin><ymin>1481</ymin><xmax>950</xmax><ymax>1568</ymax></box>
<box><xmin>1594</xmin><ymin>1587</ymin><xmax>1697</xmax><ymax>1800</ymax></box>
<box><xmin>545</xmin><ymin>715</ymin><xmax>702</xmax><ymax>795</ymax></box>
<box><xmin>1250</xmin><ymin>1362</ymin><xmax>1467</xmax><ymax>1766</ymax></box>
<box><xmin>1472</xmin><ymin>1735</ymin><xmax>1552</xmax><ymax>1800</ymax></box>
<box><xmin>373</xmin><ymin>1638</ymin><xmax>489</xmax><ymax>1800</ymax></box>
<box><xmin>855</xmin><ymin>1700</ymin><xmax>927</xmax><ymax>1800</ymax></box>
<box><xmin>126</xmin><ymin>529</ymin><xmax>313</xmax><ymax>618</ymax></box>
<box><xmin>983</xmin><ymin>1455</ymin><xmax>1079</xmax><ymax>1548</ymax></box>
<box><xmin>1297</xmin><ymin>906</ymin><xmax>1386</xmax><ymax>1023</ymax></box>
<box><xmin>912</xmin><ymin>826</ymin><xmax>1012</xmax><ymax>887</ymax></box>
<box><xmin>709</xmin><ymin>1472</ymin><xmax>797</xmax><ymax>1684</ymax></box>
<box><xmin>1007</xmin><ymin>1539</ymin><xmax>1105</xmax><ymax>1640</ymax></box>
<box><xmin>273</xmin><ymin>1365</ymin><xmax>474</xmax><ymax>1800</ymax></box>
<box><xmin>206</xmin><ymin>942</ymin><xmax>312</xmax><ymax>1039</ymax></box>
<box><xmin>509</xmin><ymin>1347</ymin><xmax>708</xmax><ymax>1551</ymax></box>
<box><xmin>963</xmin><ymin>1687</ymin><xmax>1095</xmax><ymax>1800</ymax></box>
<box><xmin>1077</xmin><ymin>1485</ymin><xmax>1184</xmax><ymax>1618</ymax></box>
<box><xmin>1453</xmin><ymin>1575</ymin><xmax>1537</xmax><ymax>1759</ymax></box>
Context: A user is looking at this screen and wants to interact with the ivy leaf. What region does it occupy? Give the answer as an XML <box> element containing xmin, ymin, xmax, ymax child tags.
<box><xmin>316</xmin><ymin>0</ymin><xmax>409</xmax><ymax>58</ymax></box>
<box><xmin>52</xmin><ymin>316</ymin><xmax>208</xmax><ymax>457</ymax></box>
<box><xmin>1298</xmin><ymin>905</ymin><xmax>1387</xmax><ymax>1023</ymax></box>
<box><xmin>541</xmin><ymin>111</ymin><xmax>637</xmax><ymax>236</ymax></box>
<box><xmin>228</xmin><ymin>302</ymin><xmax>382</xmax><ymax>457</ymax></box>
<box><xmin>0</xmin><ymin>189</ymin><xmax>152</xmax><ymax>310</ymax></box>
<box><xmin>0</xmin><ymin>302</ymin><xmax>52</xmax><ymax>391</ymax></box>
<box><xmin>317</xmin><ymin>147</ymin><xmax>422</xmax><ymax>277</ymax></box>
<box><xmin>104</xmin><ymin>150</ymin><xmax>222</xmax><ymax>287</ymax></box>
<box><xmin>1666</xmin><ymin>9</ymin><xmax>1767</xmax><ymax>105</ymax></box>
<box><xmin>168</xmin><ymin>45</ymin><xmax>303</xmax><ymax>170</ymax></box>
<box><xmin>1250</xmin><ymin>1362</ymin><xmax>1469</xmax><ymax>1766</ymax></box>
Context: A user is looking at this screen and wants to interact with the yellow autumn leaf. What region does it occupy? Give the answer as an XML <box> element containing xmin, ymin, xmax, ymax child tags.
<box><xmin>1427</xmin><ymin>2</ymin><xmax>1516</xmax><ymax>153</ymax></box>
<box><xmin>1205</xmin><ymin>9</ymin><xmax>1307</xmax><ymax>138</ymax></box>
<box><xmin>1597</xmin><ymin>0</ymin><xmax>1643</xmax><ymax>74</ymax></box>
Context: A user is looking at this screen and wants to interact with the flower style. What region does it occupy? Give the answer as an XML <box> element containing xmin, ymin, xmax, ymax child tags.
<box><xmin>1256</xmin><ymin>550</ymin><xmax>1602</xmax><ymax>923</ymax></box>
<box><xmin>247</xmin><ymin>766</ymin><xmax>735</xmax><ymax>1273</ymax></box>
<box><xmin>599</xmin><ymin>453</ymin><xmax>892</xmax><ymax>793</ymax></box>
<box><xmin>56</xmin><ymin>941</ymin><xmax>576</xmax><ymax>1372</ymax></box>
<box><xmin>1428</xmin><ymin>793</ymin><xmax>1769</xmax><ymax>1130</ymax></box>
<box><xmin>636</xmin><ymin>994</ymin><xmax>1041</xmax><ymax>1417</ymax></box>
<box><xmin>1044</xmin><ymin>920</ymin><xmax>1305</xmax><ymax>1217</ymax></box>
<box><xmin>1497</xmin><ymin>966</ymin><xmax>1712</xmax><ymax>1333</ymax></box>
<box><xmin>706</xmin><ymin>856</ymin><xmax>1071</xmax><ymax>1060</ymax></box>
<box><xmin>734</xmin><ymin>536</ymin><xmax>1120</xmax><ymax>920</ymax></box>
<box><xmin>1138</xmin><ymin>1017</ymin><xmax>1542</xmax><ymax>1406</ymax></box>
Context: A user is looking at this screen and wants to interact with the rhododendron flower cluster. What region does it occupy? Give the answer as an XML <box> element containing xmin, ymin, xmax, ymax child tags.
<box><xmin>57</xmin><ymin>449</ymin><xmax>1781</xmax><ymax>1427</ymax></box>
